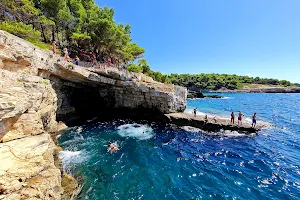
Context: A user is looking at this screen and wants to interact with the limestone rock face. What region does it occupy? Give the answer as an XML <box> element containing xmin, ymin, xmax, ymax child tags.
<box><xmin>0</xmin><ymin>30</ymin><xmax>187</xmax><ymax>199</ymax></box>
<box><xmin>0</xmin><ymin>70</ymin><xmax>60</xmax><ymax>142</ymax></box>
<box><xmin>0</xmin><ymin>70</ymin><xmax>65</xmax><ymax>199</ymax></box>
<box><xmin>0</xmin><ymin>30</ymin><xmax>187</xmax><ymax>115</ymax></box>
<box><xmin>0</xmin><ymin>134</ymin><xmax>62</xmax><ymax>200</ymax></box>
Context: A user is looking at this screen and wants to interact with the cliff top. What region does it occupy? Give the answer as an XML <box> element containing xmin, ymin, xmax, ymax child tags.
<box><xmin>0</xmin><ymin>30</ymin><xmax>183</xmax><ymax>95</ymax></box>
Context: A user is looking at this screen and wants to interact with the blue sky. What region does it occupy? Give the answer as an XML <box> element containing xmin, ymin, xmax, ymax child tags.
<box><xmin>96</xmin><ymin>0</ymin><xmax>300</xmax><ymax>83</ymax></box>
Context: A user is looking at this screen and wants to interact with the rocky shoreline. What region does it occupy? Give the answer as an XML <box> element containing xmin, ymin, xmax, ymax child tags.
<box><xmin>0</xmin><ymin>30</ymin><xmax>187</xmax><ymax>199</ymax></box>
<box><xmin>164</xmin><ymin>113</ymin><xmax>269</xmax><ymax>133</ymax></box>
<box><xmin>187</xmin><ymin>91</ymin><xmax>223</xmax><ymax>99</ymax></box>
<box><xmin>211</xmin><ymin>86</ymin><xmax>300</xmax><ymax>93</ymax></box>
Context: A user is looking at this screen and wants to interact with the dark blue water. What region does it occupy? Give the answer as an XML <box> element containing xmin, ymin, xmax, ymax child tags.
<box><xmin>58</xmin><ymin>93</ymin><xmax>300</xmax><ymax>200</ymax></box>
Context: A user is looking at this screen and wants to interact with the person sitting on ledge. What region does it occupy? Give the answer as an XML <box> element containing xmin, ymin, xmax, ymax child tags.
<box><xmin>75</xmin><ymin>56</ymin><xmax>80</xmax><ymax>66</ymax></box>
<box><xmin>212</xmin><ymin>116</ymin><xmax>217</xmax><ymax>123</ymax></box>
<box><xmin>66</xmin><ymin>55</ymin><xmax>72</xmax><ymax>62</ymax></box>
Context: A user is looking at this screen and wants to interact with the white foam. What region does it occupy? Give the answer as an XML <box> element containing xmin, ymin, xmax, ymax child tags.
<box><xmin>182</xmin><ymin>126</ymin><xmax>202</xmax><ymax>133</ymax></box>
<box><xmin>117</xmin><ymin>124</ymin><xmax>155</xmax><ymax>140</ymax></box>
<box><xmin>59</xmin><ymin>150</ymin><xmax>87</xmax><ymax>167</ymax></box>
<box><xmin>206</xmin><ymin>130</ymin><xmax>256</xmax><ymax>137</ymax></box>
<box><xmin>59</xmin><ymin>150</ymin><xmax>88</xmax><ymax>173</ymax></box>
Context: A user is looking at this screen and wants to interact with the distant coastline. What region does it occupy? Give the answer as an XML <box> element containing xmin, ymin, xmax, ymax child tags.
<box><xmin>210</xmin><ymin>85</ymin><xmax>300</xmax><ymax>93</ymax></box>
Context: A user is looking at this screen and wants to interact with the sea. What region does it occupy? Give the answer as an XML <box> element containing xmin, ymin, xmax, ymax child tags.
<box><xmin>58</xmin><ymin>93</ymin><xmax>300</xmax><ymax>200</ymax></box>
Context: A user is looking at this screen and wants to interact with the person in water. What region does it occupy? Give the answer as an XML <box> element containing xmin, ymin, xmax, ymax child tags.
<box><xmin>108</xmin><ymin>143</ymin><xmax>119</xmax><ymax>153</ymax></box>
<box><xmin>238</xmin><ymin>111</ymin><xmax>244</xmax><ymax>125</ymax></box>
<box><xmin>252</xmin><ymin>113</ymin><xmax>257</xmax><ymax>128</ymax></box>
<box><xmin>231</xmin><ymin>112</ymin><xmax>235</xmax><ymax>124</ymax></box>
<box><xmin>193</xmin><ymin>108</ymin><xmax>197</xmax><ymax>117</ymax></box>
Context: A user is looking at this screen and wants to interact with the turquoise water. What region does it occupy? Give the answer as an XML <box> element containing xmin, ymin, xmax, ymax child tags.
<box><xmin>58</xmin><ymin>93</ymin><xmax>300</xmax><ymax>199</ymax></box>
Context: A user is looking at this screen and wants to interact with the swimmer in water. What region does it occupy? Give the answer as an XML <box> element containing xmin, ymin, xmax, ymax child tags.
<box><xmin>108</xmin><ymin>143</ymin><xmax>119</xmax><ymax>153</ymax></box>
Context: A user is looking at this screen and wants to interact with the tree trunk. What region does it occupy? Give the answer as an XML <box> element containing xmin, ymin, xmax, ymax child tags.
<box><xmin>40</xmin><ymin>24</ymin><xmax>47</xmax><ymax>43</ymax></box>
<box><xmin>51</xmin><ymin>25</ymin><xmax>55</xmax><ymax>42</ymax></box>
<box><xmin>56</xmin><ymin>25</ymin><xmax>60</xmax><ymax>45</ymax></box>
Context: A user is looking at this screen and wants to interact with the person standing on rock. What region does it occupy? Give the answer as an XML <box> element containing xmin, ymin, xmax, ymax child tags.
<box><xmin>204</xmin><ymin>115</ymin><xmax>208</xmax><ymax>124</ymax></box>
<box><xmin>231</xmin><ymin>112</ymin><xmax>235</xmax><ymax>124</ymax></box>
<box><xmin>238</xmin><ymin>111</ymin><xmax>244</xmax><ymax>126</ymax></box>
<box><xmin>52</xmin><ymin>41</ymin><xmax>56</xmax><ymax>54</ymax></box>
<box><xmin>252</xmin><ymin>113</ymin><xmax>257</xmax><ymax>128</ymax></box>
<box><xmin>193</xmin><ymin>108</ymin><xmax>197</xmax><ymax>117</ymax></box>
<box><xmin>63</xmin><ymin>48</ymin><xmax>68</xmax><ymax>61</ymax></box>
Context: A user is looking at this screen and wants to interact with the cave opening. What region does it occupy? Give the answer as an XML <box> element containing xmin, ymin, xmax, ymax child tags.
<box><xmin>54</xmin><ymin>82</ymin><xmax>164</xmax><ymax>126</ymax></box>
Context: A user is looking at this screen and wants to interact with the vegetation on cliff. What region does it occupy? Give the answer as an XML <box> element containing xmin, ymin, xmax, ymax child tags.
<box><xmin>0</xmin><ymin>0</ymin><xmax>144</xmax><ymax>64</ymax></box>
<box><xmin>168</xmin><ymin>73</ymin><xmax>294</xmax><ymax>90</ymax></box>
<box><xmin>0</xmin><ymin>1</ymin><xmax>296</xmax><ymax>87</ymax></box>
<box><xmin>0</xmin><ymin>0</ymin><xmax>171</xmax><ymax>83</ymax></box>
<box><xmin>126</xmin><ymin>59</ymin><xmax>171</xmax><ymax>83</ymax></box>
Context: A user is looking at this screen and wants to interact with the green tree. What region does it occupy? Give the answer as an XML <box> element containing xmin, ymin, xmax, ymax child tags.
<box><xmin>138</xmin><ymin>59</ymin><xmax>150</xmax><ymax>73</ymax></box>
<box><xmin>126</xmin><ymin>64</ymin><xmax>143</xmax><ymax>73</ymax></box>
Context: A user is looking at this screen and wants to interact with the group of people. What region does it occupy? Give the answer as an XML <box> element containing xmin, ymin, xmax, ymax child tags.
<box><xmin>52</xmin><ymin>41</ymin><xmax>80</xmax><ymax>65</ymax></box>
<box><xmin>193</xmin><ymin>108</ymin><xmax>258</xmax><ymax>128</ymax></box>
<box><xmin>52</xmin><ymin>41</ymin><xmax>121</xmax><ymax>69</ymax></box>
<box><xmin>230</xmin><ymin>111</ymin><xmax>257</xmax><ymax>128</ymax></box>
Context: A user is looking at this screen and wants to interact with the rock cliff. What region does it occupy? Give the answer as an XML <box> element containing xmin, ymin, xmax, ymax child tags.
<box><xmin>0</xmin><ymin>70</ymin><xmax>66</xmax><ymax>199</ymax></box>
<box><xmin>0</xmin><ymin>30</ymin><xmax>186</xmax><ymax>122</ymax></box>
<box><xmin>0</xmin><ymin>30</ymin><xmax>187</xmax><ymax>199</ymax></box>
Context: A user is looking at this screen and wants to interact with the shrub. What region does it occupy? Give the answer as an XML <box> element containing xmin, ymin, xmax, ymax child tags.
<box><xmin>126</xmin><ymin>64</ymin><xmax>143</xmax><ymax>73</ymax></box>
<box><xmin>0</xmin><ymin>21</ymin><xmax>51</xmax><ymax>50</ymax></box>
<box><xmin>0</xmin><ymin>21</ymin><xmax>41</xmax><ymax>42</ymax></box>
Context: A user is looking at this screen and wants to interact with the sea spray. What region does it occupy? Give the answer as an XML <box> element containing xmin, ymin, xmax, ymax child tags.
<box><xmin>59</xmin><ymin>150</ymin><xmax>88</xmax><ymax>173</ymax></box>
<box><xmin>117</xmin><ymin>124</ymin><xmax>155</xmax><ymax>140</ymax></box>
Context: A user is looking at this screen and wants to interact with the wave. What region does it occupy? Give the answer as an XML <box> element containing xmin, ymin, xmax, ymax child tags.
<box><xmin>207</xmin><ymin>130</ymin><xmax>256</xmax><ymax>137</ymax></box>
<box><xmin>181</xmin><ymin>126</ymin><xmax>255</xmax><ymax>137</ymax></box>
<box><xmin>117</xmin><ymin>124</ymin><xmax>155</xmax><ymax>140</ymax></box>
<box><xmin>60</xmin><ymin>150</ymin><xmax>83</xmax><ymax>163</ymax></box>
<box><xmin>182</xmin><ymin>126</ymin><xmax>202</xmax><ymax>133</ymax></box>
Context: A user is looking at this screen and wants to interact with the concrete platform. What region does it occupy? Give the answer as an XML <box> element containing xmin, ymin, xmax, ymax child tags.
<box><xmin>164</xmin><ymin>113</ymin><xmax>269</xmax><ymax>134</ymax></box>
